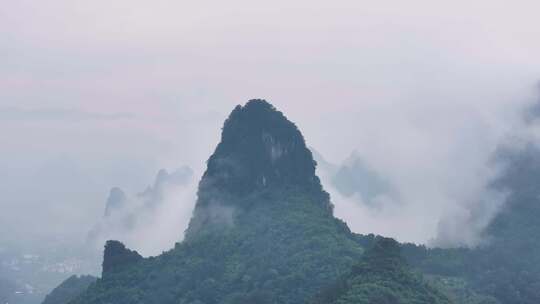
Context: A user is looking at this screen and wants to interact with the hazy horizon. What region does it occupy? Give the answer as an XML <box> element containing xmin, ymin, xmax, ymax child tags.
<box><xmin>2</xmin><ymin>1</ymin><xmax>540</xmax><ymax>254</ymax></box>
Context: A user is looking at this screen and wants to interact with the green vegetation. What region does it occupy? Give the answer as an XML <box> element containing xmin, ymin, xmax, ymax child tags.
<box><xmin>42</xmin><ymin>275</ymin><xmax>96</xmax><ymax>304</ymax></box>
<box><xmin>62</xmin><ymin>101</ymin><xmax>540</xmax><ymax>304</ymax></box>
<box><xmin>399</xmin><ymin>144</ymin><xmax>540</xmax><ymax>304</ymax></box>
<box><xmin>312</xmin><ymin>237</ymin><xmax>451</xmax><ymax>304</ymax></box>
<box><xmin>425</xmin><ymin>275</ymin><xmax>500</xmax><ymax>304</ymax></box>
<box><xmin>71</xmin><ymin>188</ymin><xmax>364</xmax><ymax>304</ymax></box>
<box><xmin>68</xmin><ymin>100</ymin><xmax>449</xmax><ymax>304</ymax></box>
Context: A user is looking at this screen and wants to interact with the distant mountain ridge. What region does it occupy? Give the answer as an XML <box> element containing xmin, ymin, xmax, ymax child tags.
<box><xmin>312</xmin><ymin>149</ymin><xmax>397</xmax><ymax>208</ymax></box>
<box><xmin>86</xmin><ymin>166</ymin><xmax>194</xmax><ymax>252</ymax></box>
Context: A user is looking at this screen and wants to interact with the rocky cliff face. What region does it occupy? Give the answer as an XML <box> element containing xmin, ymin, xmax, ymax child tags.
<box><xmin>185</xmin><ymin>99</ymin><xmax>331</xmax><ymax>239</ymax></box>
<box><xmin>200</xmin><ymin>99</ymin><xmax>320</xmax><ymax>194</ymax></box>
<box><xmin>102</xmin><ymin>240</ymin><xmax>142</xmax><ymax>275</ymax></box>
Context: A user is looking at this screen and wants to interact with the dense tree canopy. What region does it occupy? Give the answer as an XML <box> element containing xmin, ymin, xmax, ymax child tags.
<box><xmin>312</xmin><ymin>237</ymin><xmax>451</xmax><ymax>304</ymax></box>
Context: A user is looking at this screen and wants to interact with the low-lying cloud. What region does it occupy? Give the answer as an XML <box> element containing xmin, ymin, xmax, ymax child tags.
<box><xmin>317</xmin><ymin>89</ymin><xmax>540</xmax><ymax>248</ymax></box>
<box><xmin>87</xmin><ymin>167</ymin><xmax>197</xmax><ymax>257</ymax></box>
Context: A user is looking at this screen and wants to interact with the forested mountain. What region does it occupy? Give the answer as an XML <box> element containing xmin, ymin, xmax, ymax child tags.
<box><xmin>41</xmin><ymin>275</ymin><xmax>96</xmax><ymax>304</ymax></box>
<box><xmin>310</xmin><ymin>140</ymin><xmax>540</xmax><ymax>303</ymax></box>
<box><xmin>475</xmin><ymin>144</ymin><xmax>540</xmax><ymax>303</ymax></box>
<box><xmin>66</xmin><ymin>100</ymin><xmax>447</xmax><ymax>304</ymax></box>
<box><xmin>401</xmin><ymin>143</ymin><xmax>540</xmax><ymax>304</ymax></box>
<box><xmin>45</xmin><ymin>100</ymin><xmax>540</xmax><ymax>304</ymax></box>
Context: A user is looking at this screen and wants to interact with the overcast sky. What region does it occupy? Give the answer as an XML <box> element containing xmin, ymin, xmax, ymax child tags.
<box><xmin>1</xmin><ymin>0</ymin><xmax>540</xmax><ymax>249</ymax></box>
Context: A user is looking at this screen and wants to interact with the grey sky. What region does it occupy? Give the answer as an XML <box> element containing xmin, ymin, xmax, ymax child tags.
<box><xmin>1</xmin><ymin>0</ymin><xmax>540</xmax><ymax>248</ymax></box>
